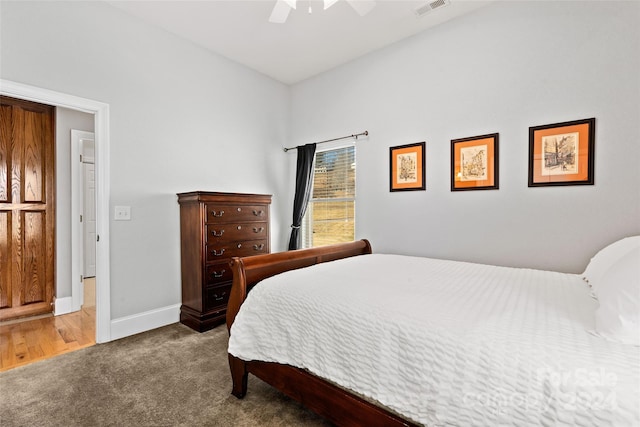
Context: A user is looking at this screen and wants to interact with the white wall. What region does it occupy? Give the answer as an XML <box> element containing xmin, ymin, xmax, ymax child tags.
<box><xmin>1</xmin><ymin>1</ymin><xmax>292</xmax><ymax>322</ymax></box>
<box><xmin>290</xmin><ymin>1</ymin><xmax>640</xmax><ymax>273</ymax></box>
<box><xmin>56</xmin><ymin>107</ymin><xmax>95</xmax><ymax>299</ymax></box>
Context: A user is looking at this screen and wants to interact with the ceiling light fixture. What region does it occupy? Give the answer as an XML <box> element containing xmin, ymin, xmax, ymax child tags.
<box><xmin>269</xmin><ymin>0</ymin><xmax>376</xmax><ymax>24</ymax></box>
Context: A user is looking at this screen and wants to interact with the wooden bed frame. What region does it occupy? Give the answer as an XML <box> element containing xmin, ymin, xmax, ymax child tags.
<box><xmin>226</xmin><ymin>240</ymin><xmax>419</xmax><ymax>427</ymax></box>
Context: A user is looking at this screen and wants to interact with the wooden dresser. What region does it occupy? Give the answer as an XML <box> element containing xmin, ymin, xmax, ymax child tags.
<box><xmin>177</xmin><ymin>191</ymin><xmax>271</xmax><ymax>332</ymax></box>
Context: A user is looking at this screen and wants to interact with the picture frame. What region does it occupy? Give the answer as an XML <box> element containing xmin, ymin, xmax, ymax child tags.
<box><xmin>451</xmin><ymin>133</ymin><xmax>499</xmax><ymax>191</ymax></box>
<box><xmin>528</xmin><ymin>118</ymin><xmax>595</xmax><ymax>187</ymax></box>
<box><xmin>389</xmin><ymin>141</ymin><xmax>425</xmax><ymax>192</ymax></box>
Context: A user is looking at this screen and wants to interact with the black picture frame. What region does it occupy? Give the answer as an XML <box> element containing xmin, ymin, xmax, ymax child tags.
<box><xmin>389</xmin><ymin>142</ymin><xmax>426</xmax><ymax>192</ymax></box>
<box><xmin>528</xmin><ymin>118</ymin><xmax>595</xmax><ymax>187</ymax></box>
<box><xmin>451</xmin><ymin>133</ymin><xmax>499</xmax><ymax>191</ymax></box>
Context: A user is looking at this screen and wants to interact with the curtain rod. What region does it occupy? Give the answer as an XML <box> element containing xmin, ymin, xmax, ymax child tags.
<box><xmin>283</xmin><ymin>131</ymin><xmax>368</xmax><ymax>152</ymax></box>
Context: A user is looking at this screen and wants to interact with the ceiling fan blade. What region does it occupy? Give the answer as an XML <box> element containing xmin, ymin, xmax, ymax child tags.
<box><xmin>269</xmin><ymin>0</ymin><xmax>294</xmax><ymax>23</ymax></box>
<box><xmin>346</xmin><ymin>0</ymin><xmax>376</xmax><ymax>16</ymax></box>
<box><xmin>324</xmin><ymin>0</ymin><xmax>339</xmax><ymax>10</ymax></box>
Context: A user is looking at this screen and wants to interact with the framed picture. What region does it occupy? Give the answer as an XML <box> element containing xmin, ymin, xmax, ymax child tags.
<box><xmin>390</xmin><ymin>142</ymin><xmax>425</xmax><ymax>191</ymax></box>
<box><xmin>451</xmin><ymin>133</ymin><xmax>499</xmax><ymax>191</ymax></box>
<box><xmin>528</xmin><ymin>118</ymin><xmax>595</xmax><ymax>187</ymax></box>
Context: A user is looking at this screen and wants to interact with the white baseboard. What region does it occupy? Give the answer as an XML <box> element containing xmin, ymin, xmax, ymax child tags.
<box><xmin>54</xmin><ymin>297</ymin><xmax>74</xmax><ymax>315</ymax></box>
<box><xmin>110</xmin><ymin>304</ymin><xmax>181</xmax><ymax>341</ymax></box>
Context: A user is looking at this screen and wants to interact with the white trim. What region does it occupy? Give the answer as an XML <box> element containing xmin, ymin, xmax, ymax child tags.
<box><xmin>110</xmin><ymin>304</ymin><xmax>181</xmax><ymax>341</ymax></box>
<box><xmin>0</xmin><ymin>79</ymin><xmax>112</xmax><ymax>343</ymax></box>
<box><xmin>71</xmin><ymin>130</ymin><xmax>94</xmax><ymax>312</ymax></box>
<box><xmin>54</xmin><ymin>296</ymin><xmax>74</xmax><ymax>316</ymax></box>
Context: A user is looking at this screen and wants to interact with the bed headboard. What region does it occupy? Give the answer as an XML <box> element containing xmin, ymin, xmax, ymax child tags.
<box><xmin>226</xmin><ymin>239</ymin><xmax>372</xmax><ymax>331</ymax></box>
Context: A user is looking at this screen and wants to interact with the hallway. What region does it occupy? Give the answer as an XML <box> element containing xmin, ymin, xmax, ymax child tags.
<box><xmin>0</xmin><ymin>278</ymin><xmax>96</xmax><ymax>371</ymax></box>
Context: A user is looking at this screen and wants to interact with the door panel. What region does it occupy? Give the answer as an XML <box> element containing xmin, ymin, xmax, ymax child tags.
<box><xmin>0</xmin><ymin>211</ymin><xmax>9</xmax><ymax>309</ymax></box>
<box><xmin>0</xmin><ymin>105</ymin><xmax>9</xmax><ymax>202</ymax></box>
<box><xmin>22</xmin><ymin>211</ymin><xmax>46</xmax><ymax>305</ymax></box>
<box><xmin>83</xmin><ymin>162</ymin><xmax>96</xmax><ymax>278</ymax></box>
<box><xmin>0</xmin><ymin>96</ymin><xmax>55</xmax><ymax>321</ymax></box>
<box><xmin>23</xmin><ymin>110</ymin><xmax>45</xmax><ymax>202</ymax></box>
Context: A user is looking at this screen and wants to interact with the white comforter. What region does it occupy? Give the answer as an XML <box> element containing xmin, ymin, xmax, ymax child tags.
<box><xmin>228</xmin><ymin>254</ymin><xmax>640</xmax><ymax>426</ymax></box>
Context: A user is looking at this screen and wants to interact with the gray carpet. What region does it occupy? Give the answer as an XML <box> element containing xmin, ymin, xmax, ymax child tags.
<box><xmin>0</xmin><ymin>323</ymin><xmax>332</xmax><ymax>426</ymax></box>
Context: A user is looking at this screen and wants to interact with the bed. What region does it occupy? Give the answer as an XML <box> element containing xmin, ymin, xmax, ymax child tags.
<box><xmin>226</xmin><ymin>238</ymin><xmax>639</xmax><ymax>426</ymax></box>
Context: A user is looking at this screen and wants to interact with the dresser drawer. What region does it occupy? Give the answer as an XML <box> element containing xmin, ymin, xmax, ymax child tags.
<box><xmin>206</xmin><ymin>222</ymin><xmax>268</xmax><ymax>244</ymax></box>
<box><xmin>205</xmin><ymin>262</ymin><xmax>233</xmax><ymax>286</ymax></box>
<box><xmin>204</xmin><ymin>283</ymin><xmax>231</xmax><ymax>311</ymax></box>
<box><xmin>206</xmin><ymin>204</ymin><xmax>268</xmax><ymax>223</ymax></box>
<box><xmin>206</xmin><ymin>239</ymin><xmax>269</xmax><ymax>262</ymax></box>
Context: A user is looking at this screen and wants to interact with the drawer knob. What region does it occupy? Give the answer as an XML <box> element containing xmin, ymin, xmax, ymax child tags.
<box><xmin>252</xmin><ymin>210</ymin><xmax>264</xmax><ymax>217</ymax></box>
<box><xmin>253</xmin><ymin>244</ymin><xmax>265</xmax><ymax>251</ymax></box>
<box><xmin>211</xmin><ymin>229</ymin><xmax>224</xmax><ymax>237</ymax></box>
<box><xmin>237</xmin><ymin>243</ymin><xmax>242</xmax><ymax>249</ymax></box>
<box><xmin>211</xmin><ymin>210</ymin><xmax>224</xmax><ymax>218</ymax></box>
<box><xmin>212</xmin><ymin>269</ymin><xmax>226</xmax><ymax>278</ymax></box>
<box><xmin>211</xmin><ymin>249</ymin><xmax>226</xmax><ymax>256</ymax></box>
<box><xmin>237</xmin><ymin>225</ymin><xmax>242</xmax><ymax>230</ymax></box>
<box><xmin>252</xmin><ymin>227</ymin><xmax>264</xmax><ymax>233</ymax></box>
<box><xmin>214</xmin><ymin>292</ymin><xmax>226</xmax><ymax>301</ymax></box>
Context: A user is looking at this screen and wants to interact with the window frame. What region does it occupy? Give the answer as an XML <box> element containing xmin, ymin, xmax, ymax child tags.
<box><xmin>301</xmin><ymin>141</ymin><xmax>356</xmax><ymax>249</ymax></box>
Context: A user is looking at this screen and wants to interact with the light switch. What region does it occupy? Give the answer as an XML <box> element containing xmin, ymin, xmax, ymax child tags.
<box><xmin>114</xmin><ymin>206</ymin><xmax>131</xmax><ymax>221</ymax></box>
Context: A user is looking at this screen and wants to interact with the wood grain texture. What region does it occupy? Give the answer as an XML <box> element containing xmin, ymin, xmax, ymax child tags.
<box><xmin>0</xmin><ymin>104</ymin><xmax>10</xmax><ymax>202</ymax></box>
<box><xmin>0</xmin><ymin>211</ymin><xmax>9</xmax><ymax>309</ymax></box>
<box><xmin>23</xmin><ymin>109</ymin><xmax>44</xmax><ymax>202</ymax></box>
<box><xmin>10</xmin><ymin>100</ymin><xmax>23</xmax><ymax>204</ymax></box>
<box><xmin>0</xmin><ymin>96</ymin><xmax>55</xmax><ymax>321</ymax></box>
<box><xmin>22</xmin><ymin>211</ymin><xmax>45</xmax><ymax>305</ymax></box>
<box><xmin>0</xmin><ymin>305</ymin><xmax>95</xmax><ymax>372</ymax></box>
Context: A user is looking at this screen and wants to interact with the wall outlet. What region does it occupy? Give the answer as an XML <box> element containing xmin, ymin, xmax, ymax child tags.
<box><xmin>114</xmin><ymin>206</ymin><xmax>131</xmax><ymax>221</ymax></box>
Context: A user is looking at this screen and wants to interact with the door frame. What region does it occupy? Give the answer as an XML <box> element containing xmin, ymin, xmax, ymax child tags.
<box><xmin>1</xmin><ymin>79</ymin><xmax>112</xmax><ymax>343</ymax></box>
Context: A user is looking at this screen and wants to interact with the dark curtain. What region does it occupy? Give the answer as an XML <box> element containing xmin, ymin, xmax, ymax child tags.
<box><xmin>288</xmin><ymin>143</ymin><xmax>317</xmax><ymax>250</ymax></box>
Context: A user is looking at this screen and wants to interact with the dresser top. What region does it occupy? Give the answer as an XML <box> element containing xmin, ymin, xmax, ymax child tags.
<box><xmin>177</xmin><ymin>191</ymin><xmax>272</xmax><ymax>204</ymax></box>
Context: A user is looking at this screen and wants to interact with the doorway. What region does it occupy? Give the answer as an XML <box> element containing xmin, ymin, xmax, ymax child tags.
<box><xmin>0</xmin><ymin>79</ymin><xmax>112</xmax><ymax>343</ymax></box>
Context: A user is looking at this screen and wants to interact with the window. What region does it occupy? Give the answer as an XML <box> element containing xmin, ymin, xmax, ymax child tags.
<box><xmin>302</xmin><ymin>145</ymin><xmax>355</xmax><ymax>248</ymax></box>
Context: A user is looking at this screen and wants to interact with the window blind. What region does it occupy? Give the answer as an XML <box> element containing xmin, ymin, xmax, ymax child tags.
<box><xmin>302</xmin><ymin>146</ymin><xmax>355</xmax><ymax>248</ymax></box>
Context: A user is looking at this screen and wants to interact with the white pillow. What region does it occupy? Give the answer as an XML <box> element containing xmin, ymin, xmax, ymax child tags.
<box><xmin>594</xmin><ymin>247</ymin><xmax>640</xmax><ymax>346</ymax></box>
<box><xmin>583</xmin><ymin>236</ymin><xmax>640</xmax><ymax>294</ymax></box>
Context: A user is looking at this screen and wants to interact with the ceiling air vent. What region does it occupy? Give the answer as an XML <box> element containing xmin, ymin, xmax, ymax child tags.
<box><xmin>414</xmin><ymin>0</ymin><xmax>451</xmax><ymax>17</ymax></box>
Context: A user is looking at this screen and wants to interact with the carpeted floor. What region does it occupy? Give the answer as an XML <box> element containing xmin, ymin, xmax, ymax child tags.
<box><xmin>0</xmin><ymin>323</ymin><xmax>332</xmax><ymax>426</ymax></box>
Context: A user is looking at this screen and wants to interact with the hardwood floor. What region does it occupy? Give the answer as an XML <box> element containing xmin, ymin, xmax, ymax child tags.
<box><xmin>0</xmin><ymin>279</ymin><xmax>96</xmax><ymax>372</ymax></box>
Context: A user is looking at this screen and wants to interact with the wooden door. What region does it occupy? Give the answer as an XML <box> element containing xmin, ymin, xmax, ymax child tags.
<box><xmin>0</xmin><ymin>96</ymin><xmax>55</xmax><ymax>321</ymax></box>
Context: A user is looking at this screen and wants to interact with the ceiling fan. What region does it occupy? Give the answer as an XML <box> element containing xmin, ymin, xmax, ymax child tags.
<box><xmin>269</xmin><ymin>0</ymin><xmax>376</xmax><ymax>24</ymax></box>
